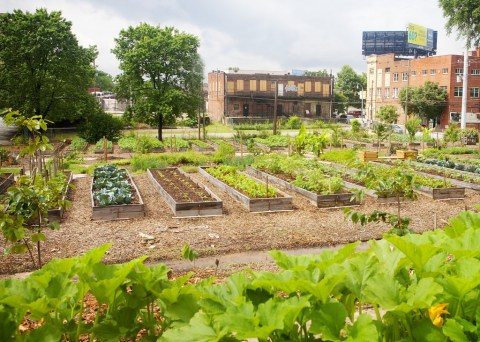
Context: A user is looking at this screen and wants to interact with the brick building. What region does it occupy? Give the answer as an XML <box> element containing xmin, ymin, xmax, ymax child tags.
<box><xmin>366</xmin><ymin>50</ymin><xmax>480</xmax><ymax>128</ymax></box>
<box><xmin>207</xmin><ymin>70</ymin><xmax>334</xmax><ymax>122</ymax></box>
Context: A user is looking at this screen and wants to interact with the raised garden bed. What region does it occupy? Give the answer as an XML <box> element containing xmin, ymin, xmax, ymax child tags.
<box><xmin>147</xmin><ymin>167</ymin><xmax>222</xmax><ymax>217</ymax></box>
<box><xmin>48</xmin><ymin>171</ymin><xmax>73</xmax><ymax>221</ymax></box>
<box><xmin>0</xmin><ymin>172</ymin><xmax>14</xmax><ymax>194</ymax></box>
<box><xmin>245</xmin><ymin>166</ymin><xmax>360</xmax><ymax>208</ymax></box>
<box><xmin>91</xmin><ymin>166</ymin><xmax>144</xmax><ymax>220</ymax></box>
<box><xmin>191</xmin><ymin>140</ymin><xmax>215</xmax><ymax>152</ymax></box>
<box><xmin>198</xmin><ymin>166</ymin><xmax>292</xmax><ymax>213</ymax></box>
<box><xmin>417</xmin><ymin>186</ymin><xmax>466</xmax><ymax>200</ymax></box>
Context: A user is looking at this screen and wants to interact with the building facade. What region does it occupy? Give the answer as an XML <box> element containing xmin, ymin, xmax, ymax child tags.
<box><xmin>207</xmin><ymin>70</ymin><xmax>334</xmax><ymax>122</ymax></box>
<box><xmin>366</xmin><ymin>51</ymin><xmax>480</xmax><ymax>128</ymax></box>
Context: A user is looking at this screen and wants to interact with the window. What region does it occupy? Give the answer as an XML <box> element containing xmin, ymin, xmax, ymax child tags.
<box><xmin>422</xmin><ymin>69</ymin><xmax>427</xmax><ymax>76</ymax></box>
<box><xmin>305</xmin><ymin>81</ymin><xmax>312</xmax><ymax>92</ymax></box>
<box><xmin>376</xmin><ymin>87</ymin><xmax>382</xmax><ymax>98</ymax></box>
<box><xmin>369</xmin><ymin>68</ymin><xmax>374</xmax><ymax>74</ymax></box>
<box><xmin>227</xmin><ymin>81</ymin><xmax>234</xmax><ymax>93</ymax></box>
<box><xmin>385</xmin><ymin>67</ymin><xmax>391</xmax><ymax>73</ymax></box>
<box><xmin>233</xmin><ymin>104</ymin><xmax>240</xmax><ymax>110</ymax></box>
<box><xmin>471</xmin><ymin>87</ymin><xmax>480</xmax><ymax>98</ymax></box>
<box><xmin>472</xmin><ymin>69</ymin><xmax>480</xmax><ymax>75</ymax></box>
<box><xmin>259</xmin><ymin>80</ymin><xmax>267</xmax><ymax>91</ymax></box>
<box><xmin>402</xmin><ymin>72</ymin><xmax>408</xmax><ymax>81</ymax></box>
<box><xmin>393</xmin><ymin>73</ymin><xmax>399</xmax><ymax>81</ymax></box>
<box><xmin>430</xmin><ymin>69</ymin><xmax>437</xmax><ymax>75</ymax></box>
<box><xmin>393</xmin><ymin>88</ymin><xmax>399</xmax><ymax>99</ymax></box>
<box><xmin>455</xmin><ymin>68</ymin><xmax>463</xmax><ymax>75</ymax></box>
<box><xmin>236</xmin><ymin>80</ymin><xmax>244</xmax><ymax>91</ymax></box>
<box><xmin>314</xmin><ymin>82</ymin><xmax>321</xmax><ymax>92</ymax></box>
<box><xmin>249</xmin><ymin>80</ymin><xmax>257</xmax><ymax>91</ymax></box>
<box><xmin>411</xmin><ymin>71</ymin><xmax>416</xmax><ymax>76</ymax></box>
<box><xmin>384</xmin><ymin>88</ymin><xmax>390</xmax><ymax>98</ymax></box>
<box><xmin>454</xmin><ymin>86</ymin><xmax>463</xmax><ymax>97</ymax></box>
<box><xmin>442</xmin><ymin>68</ymin><xmax>449</xmax><ymax>74</ymax></box>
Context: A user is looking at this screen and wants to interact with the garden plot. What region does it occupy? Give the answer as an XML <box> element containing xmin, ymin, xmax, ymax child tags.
<box><xmin>199</xmin><ymin>166</ymin><xmax>292</xmax><ymax>212</ymax></box>
<box><xmin>245</xmin><ymin>166</ymin><xmax>360</xmax><ymax>208</ymax></box>
<box><xmin>91</xmin><ymin>165</ymin><xmax>144</xmax><ymax>220</ymax></box>
<box><xmin>190</xmin><ymin>140</ymin><xmax>215</xmax><ymax>152</ymax></box>
<box><xmin>147</xmin><ymin>167</ymin><xmax>222</xmax><ymax>217</ymax></box>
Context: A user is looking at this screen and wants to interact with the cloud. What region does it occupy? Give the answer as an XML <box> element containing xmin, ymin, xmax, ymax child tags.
<box><xmin>3</xmin><ymin>0</ymin><xmax>467</xmax><ymax>78</ymax></box>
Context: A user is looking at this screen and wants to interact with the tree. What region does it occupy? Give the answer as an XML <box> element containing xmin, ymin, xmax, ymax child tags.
<box><xmin>439</xmin><ymin>0</ymin><xmax>480</xmax><ymax>49</ymax></box>
<box><xmin>335</xmin><ymin>66</ymin><xmax>367</xmax><ymax>108</ymax></box>
<box><xmin>94</xmin><ymin>70</ymin><xmax>115</xmax><ymax>92</ymax></box>
<box><xmin>376</xmin><ymin>105</ymin><xmax>399</xmax><ymax>124</ymax></box>
<box><xmin>113</xmin><ymin>24</ymin><xmax>203</xmax><ymax>141</ymax></box>
<box><xmin>399</xmin><ymin>82</ymin><xmax>447</xmax><ymax>126</ymax></box>
<box><xmin>405</xmin><ymin>116</ymin><xmax>422</xmax><ymax>144</ymax></box>
<box><xmin>304</xmin><ymin>69</ymin><xmax>330</xmax><ymax>77</ymax></box>
<box><xmin>0</xmin><ymin>9</ymin><xmax>97</xmax><ymax>124</ymax></box>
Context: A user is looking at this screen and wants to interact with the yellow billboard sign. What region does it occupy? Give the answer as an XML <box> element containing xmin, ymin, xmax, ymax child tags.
<box><xmin>408</xmin><ymin>23</ymin><xmax>427</xmax><ymax>47</ymax></box>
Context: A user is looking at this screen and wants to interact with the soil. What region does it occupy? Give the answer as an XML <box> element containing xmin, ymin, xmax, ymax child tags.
<box><xmin>1</xmin><ymin>147</ymin><xmax>479</xmax><ymax>276</ymax></box>
<box><xmin>150</xmin><ymin>168</ymin><xmax>216</xmax><ymax>202</ymax></box>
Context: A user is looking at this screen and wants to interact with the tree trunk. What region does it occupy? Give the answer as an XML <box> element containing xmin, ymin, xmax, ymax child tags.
<box><xmin>157</xmin><ymin>113</ymin><xmax>163</xmax><ymax>141</ymax></box>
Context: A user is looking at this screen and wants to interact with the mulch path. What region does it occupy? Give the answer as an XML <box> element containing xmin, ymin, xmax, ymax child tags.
<box><xmin>0</xmin><ymin>149</ymin><xmax>479</xmax><ymax>276</ymax></box>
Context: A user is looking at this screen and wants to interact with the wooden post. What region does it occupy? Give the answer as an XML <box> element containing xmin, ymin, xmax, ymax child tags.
<box><xmin>266</xmin><ymin>175</ymin><xmax>269</xmax><ymax>197</ymax></box>
<box><xmin>434</xmin><ymin>213</ymin><xmax>437</xmax><ymax>230</ymax></box>
<box><xmin>103</xmin><ymin>136</ymin><xmax>107</xmax><ymax>162</ymax></box>
<box><xmin>240</xmin><ymin>132</ymin><xmax>243</xmax><ymax>157</ymax></box>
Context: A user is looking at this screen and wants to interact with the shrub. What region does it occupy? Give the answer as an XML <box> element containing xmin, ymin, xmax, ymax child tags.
<box><xmin>284</xmin><ymin>115</ymin><xmax>302</xmax><ymax>129</ymax></box>
<box><xmin>79</xmin><ymin>112</ymin><xmax>124</xmax><ymax>143</ymax></box>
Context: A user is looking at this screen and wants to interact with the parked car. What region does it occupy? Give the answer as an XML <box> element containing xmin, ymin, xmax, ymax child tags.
<box><xmin>391</xmin><ymin>124</ymin><xmax>404</xmax><ymax>134</ymax></box>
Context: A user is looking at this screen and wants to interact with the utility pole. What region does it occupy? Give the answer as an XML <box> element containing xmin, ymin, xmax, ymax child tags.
<box><xmin>404</xmin><ymin>59</ymin><xmax>410</xmax><ymax>123</ymax></box>
<box><xmin>369</xmin><ymin>79</ymin><xmax>374</xmax><ymax>127</ymax></box>
<box><xmin>461</xmin><ymin>47</ymin><xmax>469</xmax><ymax>129</ymax></box>
<box><xmin>273</xmin><ymin>80</ymin><xmax>278</xmax><ymax>135</ymax></box>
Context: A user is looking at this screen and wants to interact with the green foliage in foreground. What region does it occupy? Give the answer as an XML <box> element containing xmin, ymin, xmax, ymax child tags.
<box><xmin>2</xmin><ymin>211</ymin><xmax>480</xmax><ymax>340</ymax></box>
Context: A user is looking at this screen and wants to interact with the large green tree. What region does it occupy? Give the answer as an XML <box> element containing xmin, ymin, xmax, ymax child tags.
<box><xmin>335</xmin><ymin>66</ymin><xmax>367</xmax><ymax>109</ymax></box>
<box><xmin>113</xmin><ymin>24</ymin><xmax>203</xmax><ymax>140</ymax></box>
<box><xmin>0</xmin><ymin>9</ymin><xmax>97</xmax><ymax>124</ymax></box>
<box><xmin>94</xmin><ymin>70</ymin><xmax>115</xmax><ymax>92</ymax></box>
<box><xmin>399</xmin><ymin>81</ymin><xmax>447</xmax><ymax>126</ymax></box>
<box><xmin>439</xmin><ymin>0</ymin><xmax>480</xmax><ymax>49</ymax></box>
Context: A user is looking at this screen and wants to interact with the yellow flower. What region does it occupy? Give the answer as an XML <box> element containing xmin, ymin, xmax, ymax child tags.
<box><xmin>428</xmin><ymin>303</ymin><xmax>449</xmax><ymax>327</ymax></box>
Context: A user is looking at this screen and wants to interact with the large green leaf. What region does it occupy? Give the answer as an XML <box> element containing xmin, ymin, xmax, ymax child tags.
<box><xmin>443</xmin><ymin>318</ymin><xmax>472</xmax><ymax>342</ymax></box>
<box><xmin>444</xmin><ymin>211</ymin><xmax>480</xmax><ymax>238</ymax></box>
<box><xmin>346</xmin><ymin>314</ymin><xmax>379</xmax><ymax>341</ymax></box>
<box><xmin>309</xmin><ymin>302</ymin><xmax>348</xmax><ymax>341</ymax></box>
<box><xmin>160</xmin><ymin>312</ymin><xmax>227</xmax><ymax>342</ymax></box>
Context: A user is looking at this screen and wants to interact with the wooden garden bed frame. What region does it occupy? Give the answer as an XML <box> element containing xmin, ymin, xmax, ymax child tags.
<box><xmin>147</xmin><ymin>167</ymin><xmax>223</xmax><ymax>217</ymax></box>
<box><xmin>245</xmin><ymin>166</ymin><xmax>360</xmax><ymax>208</ymax></box>
<box><xmin>198</xmin><ymin>167</ymin><xmax>293</xmax><ymax>213</ymax></box>
<box><xmin>91</xmin><ymin>169</ymin><xmax>144</xmax><ymax>220</ymax></box>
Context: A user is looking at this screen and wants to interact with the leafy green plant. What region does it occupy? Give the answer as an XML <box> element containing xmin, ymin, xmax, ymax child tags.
<box><xmin>405</xmin><ymin>116</ymin><xmax>422</xmax><ymax>144</ymax></box>
<box><xmin>92</xmin><ymin>164</ymin><xmax>132</xmax><ymax>206</ymax></box>
<box><xmin>69</xmin><ymin>137</ymin><xmax>88</xmax><ymax>151</ymax></box>
<box><xmin>284</xmin><ymin>115</ymin><xmax>302</xmax><ymax>129</ymax></box>
<box><xmin>205</xmin><ymin>165</ymin><xmax>277</xmax><ymax>198</ymax></box>
<box><xmin>181</xmin><ymin>243</ymin><xmax>199</xmax><ymax>267</ymax></box>
<box><xmin>94</xmin><ymin>139</ymin><xmax>113</xmax><ymax>151</ymax></box>
<box><xmin>190</xmin><ymin>139</ymin><xmax>211</xmax><ymax>148</ymax></box>
<box><xmin>444</xmin><ymin>122</ymin><xmax>461</xmax><ymax>145</ymax></box>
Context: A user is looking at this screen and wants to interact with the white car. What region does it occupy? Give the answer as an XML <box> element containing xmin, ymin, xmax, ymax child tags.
<box><xmin>391</xmin><ymin>124</ymin><xmax>404</xmax><ymax>134</ymax></box>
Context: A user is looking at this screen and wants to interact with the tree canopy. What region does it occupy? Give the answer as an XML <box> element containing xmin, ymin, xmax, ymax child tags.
<box><xmin>0</xmin><ymin>9</ymin><xmax>98</xmax><ymax>124</ymax></box>
<box><xmin>377</xmin><ymin>105</ymin><xmax>399</xmax><ymax>124</ymax></box>
<box><xmin>439</xmin><ymin>0</ymin><xmax>480</xmax><ymax>48</ymax></box>
<box><xmin>399</xmin><ymin>81</ymin><xmax>447</xmax><ymax>125</ymax></box>
<box><xmin>94</xmin><ymin>70</ymin><xmax>115</xmax><ymax>92</ymax></box>
<box><xmin>335</xmin><ymin>66</ymin><xmax>367</xmax><ymax>109</ymax></box>
<box><xmin>112</xmin><ymin>24</ymin><xmax>203</xmax><ymax>140</ymax></box>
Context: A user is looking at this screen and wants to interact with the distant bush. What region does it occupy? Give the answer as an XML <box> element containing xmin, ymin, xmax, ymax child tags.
<box><xmin>284</xmin><ymin>115</ymin><xmax>302</xmax><ymax>129</ymax></box>
<box><xmin>79</xmin><ymin>112</ymin><xmax>124</xmax><ymax>143</ymax></box>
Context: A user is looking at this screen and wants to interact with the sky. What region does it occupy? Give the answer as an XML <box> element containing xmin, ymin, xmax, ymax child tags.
<box><xmin>3</xmin><ymin>0</ymin><xmax>467</xmax><ymax>78</ymax></box>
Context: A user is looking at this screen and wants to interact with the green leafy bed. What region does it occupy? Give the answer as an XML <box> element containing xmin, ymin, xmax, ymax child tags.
<box><xmin>205</xmin><ymin>165</ymin><xmax>277</xmax><ymax>198</ymax></box>
<box><xmin>2</xmin><ymin>211</ymin><xmax>480</xmax><ymax>340</ymax></box>
<box><xmin>92</xmin><ymin>164</ymin><xmax>132</xmax><ymax>206</ymax></box>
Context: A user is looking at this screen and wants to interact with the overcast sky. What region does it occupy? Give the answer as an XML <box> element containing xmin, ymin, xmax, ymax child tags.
<box><xmin>3</xmin><ymin>0</ymin><xmax>467</xmax><ymax>78</ymax></box>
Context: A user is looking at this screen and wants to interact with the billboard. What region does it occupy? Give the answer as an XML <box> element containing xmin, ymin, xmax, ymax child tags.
<box><xmin>362</xmin><ymin>26</ymin><xmax>437</xmax><ymax>57</ymax></box>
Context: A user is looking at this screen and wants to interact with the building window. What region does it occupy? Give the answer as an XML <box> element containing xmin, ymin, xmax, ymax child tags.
<box><xmin>259</xmin><ymin>80</ymin><xmax>267</xmax><ymax>91</ymax></box>
<box><xmin>227</xmin><ymin>81</ymin><xmax>234</xmax><ymax>93</ymax></box>
<box><xmin>471</xmin><ymin>87</ymin><xmax>480</xmax><ymax>98</ymax></box>
<box><xmin>376</xmin><ymin>87</ymin><xmax>382</xmax><ymax>98</ymax></box>
<box><xmin>455</xmin><ymin>68</ymin><xmax>464</xmax><ymax>75</ymax></box>
<box><xmin>233</xmin><ymin>104</ymin><xmax>240</xmax><ymax>110</ymax></box>
<box><xmin>422</xmin><ymin>69</ymin><xmax>427</xmax><ymax>76</ymax></box>
<box><xmin>314</xmin><ymin>82</ymin><xmax>321</xmax><ymax>92</ymax></box>
<box><xmin>411</xmin><ymin>71</ymin><xmax>416</xmax><ymax>76</ymax></box>
<box><xmin>393</xmin><ymin>73</ymin><xmax>398</xmax><ymax>81</ymax></box>
<box><xmin>305</xmin><ymin>81</ymin><xmax>312</xmax><ymax>92</ymax></box>
<box><xmin>236</xmin><ymin>80</ymin><xmax>244</xmax><ymax>91</ymax></box>
<box><xmin>249</xmin><ymin>80</ymin><xmax>257</xmax><ymax>91</ymax></box>
<box><xmin>454</xmin><ymin>86</ymin><xmax>463</xmax><ymax>97</ymax></box>
<box><xmin>393</xmin><ymin>88</ymin><xmax>399</xmax><ymax>99</ymax></box>
<box><xmin>472</xmin><ymin>69</ymin><xmax>480</xmax><ymax>75</ymax></box>
<box><xmin>402</xmin><ymin>72</ymin><xmax>408</xmax><ymax>81</ymax></box>
<box><xmin>385</xmin><ymin>67</ymin><xmax>390</xmax><ymax>73</ymax></box>
<box><xmin>442</xmin><ymin>68</ymin><xmax>449</xmax><ymax>74</ymax></box>
<box><xmin>369</xmin><ymin>68</ymin><xmax>374</xmax><ymax>74</ymax></box>
<box><xmin>384</xmin><ymin>88</ymin><xmax>390</xmax><ymax>98</ymax></box>
<box><xmin>430</xmin><ymin>69</ymin><xmax>436</xmax><ymax>75</ymax></box>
